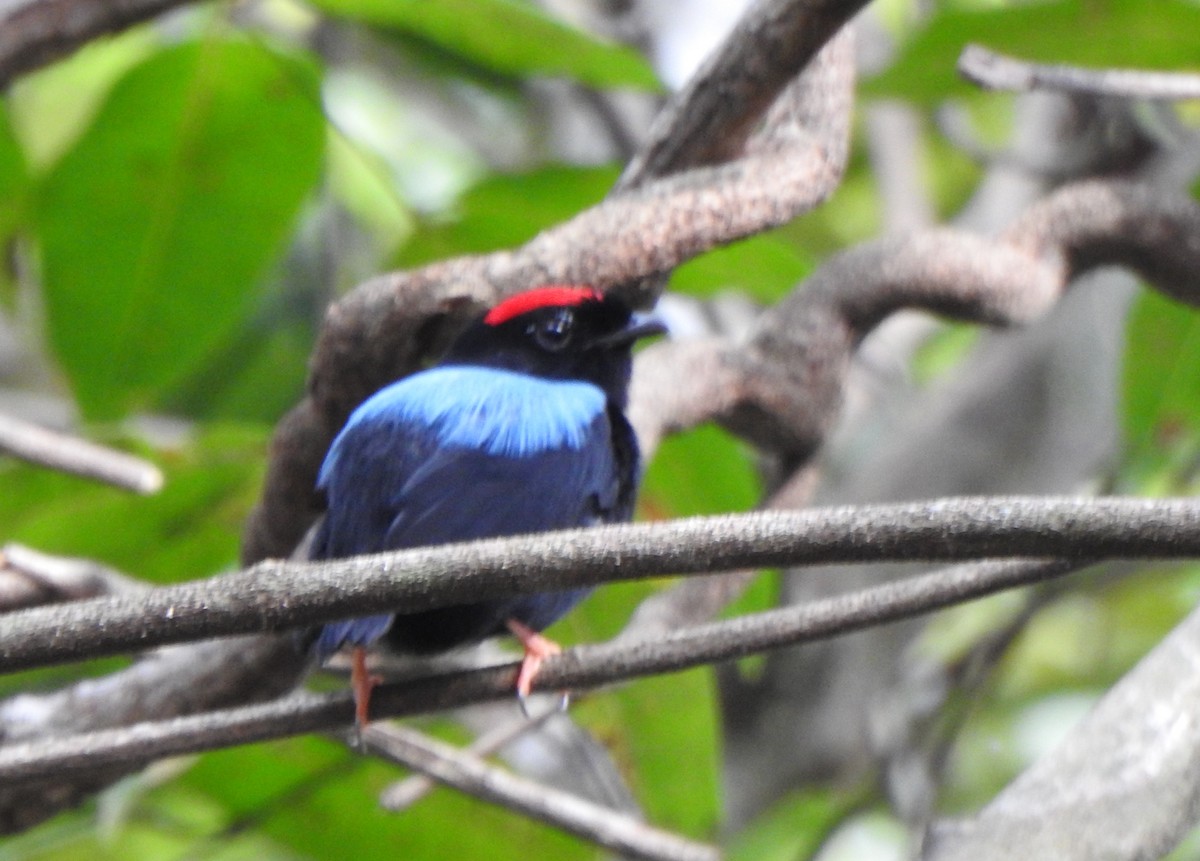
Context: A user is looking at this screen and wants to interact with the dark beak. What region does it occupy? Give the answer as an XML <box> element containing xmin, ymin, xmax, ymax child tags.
<box><xmin>589</xmin><ymin>312</ymin><xmax>668</xmax><ymax>349</ymax></box>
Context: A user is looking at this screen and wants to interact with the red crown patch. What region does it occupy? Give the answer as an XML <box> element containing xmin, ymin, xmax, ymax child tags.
<box><xmin>484</xmin><ymin>285</ymin><xmax>601</xmax><ymax>326</ymax></box>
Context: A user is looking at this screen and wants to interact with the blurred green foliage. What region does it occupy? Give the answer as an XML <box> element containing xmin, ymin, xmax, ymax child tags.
<box><xmin>305</xmin><ymin>0</ymin><xmax>661</xmax><ymax>90</ymax></box>
<box><xmin>867</xmin><ymin>0</ymin><xmax>1200</xmax><ymax>105</ymax></box>
<box><xmin>2</xmin><ymin>0</ymin><xmax>1200</xmax><ymax>858</ymax></box>
<box><xmin>1122</xmin><ymin>290</ymin><xmax>1200</xmax><ymax>487</ymax></box>
<box><xmin>35</xmin><ymin>39</ymin><xmax>324</xmax><ymax>420</ymax></box>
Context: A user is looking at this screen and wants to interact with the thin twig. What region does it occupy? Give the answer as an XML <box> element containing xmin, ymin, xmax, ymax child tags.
<box><xmin>1</xmin><ymin>542</ymin><xmax>145</xmax><ymax>596</ymax></box>
<box><xmin>0</xmin><ymin>413</ymin><xmax>162</xmax><ymax>494</ymax></box>
<box><xmin>959</xmin><ymin>43</ymin><xmax>1200</xmax><ymax>101</ymax></box>
<box><xmin>365</xmin><ymin>723</ymin><xmax>720</xmax><ymax>861</ymax></box>
<box><xmin>0</xmin><ymin>496</ymin><xmax>1194</xmax><ymax>674</ymax></box>
<box><xmin>380</xmin><ymin>703</ymin><xmax>559</xmax><ymax>811</ymax></box>
<box><xmin>0</xmin><ymin>544</ymin><xmax>147</xmax><ymax>612</ymax></box>
<box><xmin>0</xmin><ymin>558</ymin><xmax>1087</xmax><ymax>782</ymax></box>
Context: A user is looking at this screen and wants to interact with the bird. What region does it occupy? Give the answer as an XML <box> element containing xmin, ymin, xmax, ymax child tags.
<box><xmin>305</xmin><ymin>285</ymin><xmax>664</xmax><ymax>726</ymax></box>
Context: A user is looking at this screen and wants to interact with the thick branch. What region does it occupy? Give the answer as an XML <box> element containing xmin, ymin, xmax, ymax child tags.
<box><xmin>2</xmin><ymin>496</ymin><xmax>1199</xmax><ymax>675</ymax></box>
<box><xmin>619</xmin><ymin>0</ymin><xmax>865</xmax><ymax>183</ymax></box>
<box><xmin>924</xmin><ymin>594</ymin><xmax>1200</xmax><ymax>861</ymax></box>
<box><xmin>0</xmin><ymin>0</ymin><xmax>187</xmax><ymax>89</ymax></box>
<box><xmin>630</xmin><ymin>180</ymin><xmax>1200</xmax><ymax>460</ymax></box>
<box><xmin>242</xmin><ymin>0</ymin><xmax>858</xmax><ymax>565</ymax></box>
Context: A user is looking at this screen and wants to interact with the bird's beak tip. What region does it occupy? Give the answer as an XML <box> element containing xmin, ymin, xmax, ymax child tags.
<box><xmin>589</xmin><ymin>312</ymin><xmax>668</xmax><ymax>350</ymax></box>
<box><xmin>627</xmin><ymin>312</ymin><xmax>669</xmax><ymax>341</ymax></box>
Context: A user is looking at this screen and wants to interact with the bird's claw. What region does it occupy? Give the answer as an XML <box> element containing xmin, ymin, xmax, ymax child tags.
<box><xmin>351</xmin><ymin>646</ymin><xmax>382</xmax><ymax>731</ymax></box>
<box><xmin>507</xmin><ymin>619</ymin><xmax>569</xmax><ymax>717</ymax></box>
<box><xmin>516</xmin><ymin>688</ymin><xmax>571</xmax><ymax>719</ymax></box>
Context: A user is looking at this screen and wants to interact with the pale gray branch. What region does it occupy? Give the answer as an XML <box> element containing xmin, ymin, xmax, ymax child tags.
<box><xmin>960</xmin><ymin>43</ymin><xmax>1200</xmax><ymax>101</ymax></box>
<box><xmin>364</xmin><ymin>723</ymin><xmax>720</xmax><ymax>861</ymax></box>
<box><xmin>0</xmin><ymin>543</ymin><xmax>145</xmax><ymax>611</ymax></box>
<box><xmin>924</xmin><ymin>595</ymin><xmax>1200</xmax><ymax>861</ymax></box>
<box><xmin>0</xmin><ymin>413</ymin><xmax>162</xmax><ymax>494</ymax></box>
<box><xmin>380</xmin><ymin>702</ymin><xmax>559</xmax><ymax>811</ymax></box>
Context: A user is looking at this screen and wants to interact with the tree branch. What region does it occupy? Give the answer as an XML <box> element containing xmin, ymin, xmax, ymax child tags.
<box><xmin>242</xmin><ymin>0</ymin><xmax>859</xmax><ymax>565</ymax></box>
<box><xmin>0</xmin><ymin>543</ymin><xmax>145</xmax><ymax>612</ymax></box>
<box><xmin>0</xmin><ymin>633</ymin><xmax>305</xmax><ymax>833</ymax></box>
<box><xmin>363</xmin><ymin>723</ymin><xmax>720</xmax><ymax>861</ymax></box>
<box><xmin>379</xmin><ymin>703</ymin><xmax>560</xmax><ymax>811</ymax></box>
<box><xmin>618</xmin><ymin>0</ymin><xmax>865</xmax><ymax>184</ymax></box>
<box><xmin>2</xmin><ymin>496</ymin><xmax>1198</xmax><ymax>674</ymax></box>
<box><xmin>0</xmin><ymin>0</ymin><xmax>188</xmax><ymax>89</ymax></box>
<box><xmin>0</xmin><ymin>413</ymin><xmax>162</xmax><ymax>494</ymax></box>
<box><xmin>959</xmin><ymin>43</ymin><xmax>1200</xmax><ymax>101</ymax></box>
<box><xmin>924</xmin><ymin>589</ymin><xmax>1200</xmax><ymax>861</ymax></box>
<box><xmin>627</xmin><ymin>180</ymin><xmax>1200</xmax><ymax>463</ymax></box>
<box><xmin>0</xmin><ymin>557</ymin><xmax>1085</xmax><ymax>786</ymax></box>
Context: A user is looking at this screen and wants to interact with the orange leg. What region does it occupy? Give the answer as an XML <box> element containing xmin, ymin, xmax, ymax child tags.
<box><xmin>350</xmin><ymin>646</ymin><xmax>381</xmax><ymax>728</ymax></box>
<box><xmin>505</xmin><ymin>619</ymin><xmax>566</xmax><ymax>711</ymax></box>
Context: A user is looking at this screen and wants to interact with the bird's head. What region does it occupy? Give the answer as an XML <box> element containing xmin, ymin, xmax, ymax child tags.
<box><xmin>441</xmin><ymin>286</ymin><xmax>665</xmax><ymax>405</ymax></box>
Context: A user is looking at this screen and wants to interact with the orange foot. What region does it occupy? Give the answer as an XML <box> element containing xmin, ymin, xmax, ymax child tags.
<box><xmin>350</xmin><ymin>646</ymin><xmax>382</xmax><ymax>728</ymax></box>
<box><xmin>505</xmin><ymin>619</ymin><xmax>566</xmax><ymax>712</ymax></box>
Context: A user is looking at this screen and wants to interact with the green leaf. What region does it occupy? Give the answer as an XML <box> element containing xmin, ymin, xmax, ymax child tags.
<box><xmin>184</xmin><ymin>737</ymin><xmax>595</xmax><ymax>861</ymax></box>
<box><xmin>162</xmin><ymin>316</ymin><xmax>313</xmax><ymax>423</ymax></box>
<box><xmin>868</xmin><ymin>0</ymin><xmax>1200</xmax><ymax>105</ymax></box>
<box><xmin>728</xmin><ymin>789</ymin><xmax>858</xmax><ymax>861</ymax></box>
<box><xmin>396</xmin><ymin>164</ymin><xmax>618</xmax><ymax>266</ymax></box>
<box><xmin>615</xmin><ymin>668</ymin><xmax>721</xmax><ymax>835</ymax></box>
<box><xmin>0</xmin><ymin>103</ymin><xmax>29</xmax><ymax>307</ymax></box>
<box><xmin>6</xmin><ymin>23</ymin><xmax>159</xmax><ymax>171</ymax></box>
<box><xmin>307</xmin><ymin>0</ymin><xmax>660</xmax><ymax>91</ymax></box>
<box><xmin>0</xmin><ymin>103</ymin><xmax>28</xmax><ymax>215</ymax></box>
<box><xmin>35</xmin><ymin>38</ymin><xmax>325</xmax><ymax>420</ymax></box>
<box><xmin>565</xmin><ymin>582</ymin><xmax>721</xmax><ymax>837</ymax></box>
<box><xmin>641</xmin><ymin>425</ymin><xmax>760</xmax><ymax>519</ymax></box>
<box><xmin>1121</xmin><ymin>289</ymin><xmax>1200</xmax><ymax>470</ymax></box>
<box><xmin>0</xmin><ymin>424</ymin><xmax>266</xmax><ymax>584</ymax></box>
<box><xmin>669</xmin><ymin>234</ymin><xmax>815</xmax><ymax>303</ymax></box>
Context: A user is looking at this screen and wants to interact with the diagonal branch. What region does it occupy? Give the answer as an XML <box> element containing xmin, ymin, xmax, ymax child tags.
<box><xmin>0</xmin><ymin>0</ymin><xmax>186</xmax><ymax>89</ymax></box>
<box><xmin>0</xmin><ymin>413</ymin><xmax>162</xmax><ymax>494</ymax></box>
<box><xmin>924</xmin><ymin>589</ymin><xmax>1200</xmax><ymax>861</ymax></box>
<box><xmin>379</xmin><ymin>703</ymin><xmax>560</xmax><ymax>810</ymax></box>
<box><xmin>364</xmin><ymin>722</ymin><xmax>720</xmax><ymax>861</ymax></box>
<box><xmin>0</xmin><ymin>543</ymin><xmax>144</xmax><ymax>612</ymax></box>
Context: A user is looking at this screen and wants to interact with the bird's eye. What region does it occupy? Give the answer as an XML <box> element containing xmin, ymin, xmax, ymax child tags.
<box><xmin>532</xmin><ymin>309</ymin><xmax>575</xmax><ymax>352</ymax></box>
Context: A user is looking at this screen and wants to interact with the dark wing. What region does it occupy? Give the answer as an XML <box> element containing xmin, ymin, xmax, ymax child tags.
<box><xmin>307</xmin><ymin>415</ymin><xmax>444</xmax><ymax>659</ymax></box>
<box><xmin>381</xmin><ymin>411</ymin><xmax>621</xmax><ymax>548</ymax></box>
<box><xmin>311</xmin><ymin>389</ymin><xmax>626</xmax><ymax>655</ymax></box>
<box><xmin>378</xmin><ymin>411</ymin><xmax>623</xmax><ymax>650</ymax></box>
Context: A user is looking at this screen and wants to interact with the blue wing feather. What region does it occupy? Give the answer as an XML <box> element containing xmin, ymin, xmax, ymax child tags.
<box><xmin>310</xmin><ymin>366</ymin><xmax>623</xmax><ymax>660</ymax></box>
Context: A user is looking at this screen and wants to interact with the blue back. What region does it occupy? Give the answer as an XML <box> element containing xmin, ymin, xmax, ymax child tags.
<box><xmin>311</xmin><ymin>366</ymin><xmax>630</xmax><ymax>659</ymax></box>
